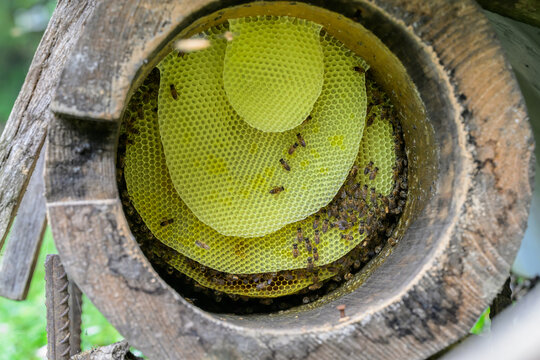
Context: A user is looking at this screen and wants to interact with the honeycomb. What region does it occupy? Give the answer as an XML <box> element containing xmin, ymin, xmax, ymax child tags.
<box><xmin>223</xmin><ymin>16</ymin><xmax>324</xmax><ymax>132</ymax></box>
<box><xmin>121</xmin><ymin>18</ymin><xmax>403</xmax><ymax>299</ymax></box>
<box><xmin>158</xmin><ymin>247</ymin><xmax>338</xmax><ymax>298</ymax></box>
<box><xmin>357</xmin><ymin>105</ymin><xmax>396</xmax><ymax>196</ymax></box>
<box><xmin>157</xmin><ymin>25</ymin><xmax>368</xmax><ymax>238</ymax></box>
<box><xmin>124</xmin><ymin>83</ymin><xmax>393</xmax><ymax>276</ymax></box>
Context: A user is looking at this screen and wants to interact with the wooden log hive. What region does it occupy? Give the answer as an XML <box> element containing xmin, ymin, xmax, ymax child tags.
<box><xmin>43</xmin><ymin>0</ymin><xmax>534</xmax><ymax>359</ymax></box>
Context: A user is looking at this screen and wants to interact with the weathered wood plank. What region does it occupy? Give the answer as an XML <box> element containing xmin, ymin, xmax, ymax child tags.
<box><xmin>476</xmin><ymin>0</ymin><xmax>540</xmax><ymax>28</ymax></box>
<box><xmin>0</xmin><ymin>0</ymin><xmax>96</xmax><ymax>248</ymax></box>
<box><xmin>51</xmin><ymin>0</ymin><xmax>227</xmax><ymax>121</ymax></box>
<box><xmin>0</xmin><ymin>147</ymin><xmax>46</xmax><ymax>300</ymax></box>
<box><xmin>45</xmin><ymin>117</ymin><xmax>118</xmax><ymax>203</ymax></box>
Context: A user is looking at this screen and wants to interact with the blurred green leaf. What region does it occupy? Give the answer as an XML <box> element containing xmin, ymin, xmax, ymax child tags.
<box><xmin>470</xmin><ymin>307</ymin><xmax>491</xmax><ymax>335</ymax></box>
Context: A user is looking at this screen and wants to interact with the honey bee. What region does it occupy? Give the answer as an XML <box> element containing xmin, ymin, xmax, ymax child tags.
<box><xmin>288</xmin><ymin>142</ymin><xmax>299</xmax><ymax>155</ymax></box>
<box><xmin>364</xmin><ymin>161</ymin><xmax>374</xmax><ymax>175</ymax></box>
<box><xmin>226</xmin><ymin>274</ymin><xmax>240</xmax><ymax>282</ymax></box>
<box><xmin>388</xmin><ymin>194</ymin><xmax>397</xmax><ymax>209</ymax></box>
<box><xmin>270</xmin><ymin>186</ymin><xmax>284</xmax><ymax>194</ymax></box>
<box><xmin>322</xmin><ymin>219</ymin><xmax>329</xmax><ymax>233</ymax></box>
<box><xmin>361</xmin><ymin>184</ymin><xmax>368</xmax><ymax>201</ymax></box>
<box><xmin>296</xmin><ymin>133</ymin><xmax>306</xmax><ymax>147</ymax></box>
<box><xmin>313</xmin><ymin>215</ymin><xmax>320</xmax><ymax>230</ymax></box>
<box><xmin>314</xmin><ymin>230</ymin><xmax>320</xmax><ymax>244</ymax></box>
<box><xmin>400</xmin><ymin>179</ymin><xmax>408</xmax><ymax>190</ymax></box>
<box><xmin>292</xmin><ymin>243</ymin><xmax>299</xmax><ymax>258</ymax></box>
<box><xmin>370</xmin><ymin>187</ymin><xmax>377</xmax><ymax>204</ymax></box>
<box><xmin>400</xmin><ymin>190</ymin><xmax>407</xmax><ymax>199</ymax></box>
<box><xmin>313</xmin><ymin>247</ymin><xmax>319</xmax><ymax>261</ymax></box>
<box><xmin>279</xmin><ymin>158</ymin><xmax>291</xmax><ymax>171</ymax></box>
<box><xmin>297</xmin><ymin>227</ymin><xmax>303</xmax><ymax>242</ymax></box>
<box><xmin>195</xmin><ymin>240</ymin><xmax>210</xmax><ymax>250</ymax></box>
<box><xmin>160</xmin><ymin>218</ymin><xmax>175</xmax><ymax>227</ymax></box>
<box><xmin>350</xmin><ymin>165</ymin><xmax>359</xmax><ymax>178</ymax></box>
<box><xmin>212</xmin><ymin>277</ymin><xmax>225</xmax><ymax>286</ymax></box>
<box><xmin>256</xmin><ymin>282</ymin><xmax>268</xmax><ymax>291</ymax></box>
<box><xmin>369</xmin><ymin>167</ymin><xmax>379</xmax><ymax>181</ymax></box>
<box><xmin>303</xmin><ymin>114</ymin><xmax>312</xmax><ymax>125</ymax></box>
<box><xmin>305</xmin><ymin>237</ymin><xmax>312</xmax><ymax>253</ymax></box>
<box><xmin>344</xmin><ymin>272</ymin><xmax>353</xmax><ymax>281</ymax></box>
<box><xmin>358</xmin><ymin>220</ymin><xmax>365</xmax><ymax>235</ymax></box>
<box><xmin>346</xmin><ymin>234</ymin><xmax>353</xmax><ymax>242</ymax></box>
<box><xmin>170</xmin><ymin>84</ymin><xmax>178</xmax><ymax>100</ymax></box>
<box><xmin>308</xmin><ymin>282</ymin><xmax>323</xmax><ymax>291</ymax></box>
<box><xmin>337</xmin><ymin>220</ymin><xmax>348</xmax><ymax>230</ymax></box>
<box><xmin>392</xmin><ymin>165</ymin><xmax>400</xmax><ymax>180</ymax></box>
<box><xmin>353</xmin><ymin>66</ymin><xmax>366</xmax><ymax>74</ymax></box>
<box><xmin>306</xmin><ymin>257</ymin><xmax>314</xmax><ymax>272</ymax></box>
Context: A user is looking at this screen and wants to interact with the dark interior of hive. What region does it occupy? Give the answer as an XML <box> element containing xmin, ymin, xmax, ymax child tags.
<box><xmin>116</xmin><ymin>7</ymin><xmax>409</xmax><ymax>314</ymax></box>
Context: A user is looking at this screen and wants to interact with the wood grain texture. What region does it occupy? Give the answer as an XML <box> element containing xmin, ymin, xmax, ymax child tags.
<box><xmin>51</xmin><ymin>0</ymin><xmax>218</xmax><ymax>121</ymax></box>
<box><xmin>0</xmin><ymin>148</ymin><xmax>46</xmax><ymax>300</ymax></box>
<box><xmin>476</xmin><ymin>0</ymin><xmax>540</xmax><ymax>28</ymax></box>
<box><xmin>0</xmin><ymin>0</ymin><xmax>96</xmax><ymax>248</ymax></box>
<box><xmin>45</xmin><ymin>0</ymin><xmax>534</xmax><ymax>359</ymax></box>
<box><xmin>46</xmin><ymin>117</ymin><xmax>118</xmax><ymax>203</ymax></box>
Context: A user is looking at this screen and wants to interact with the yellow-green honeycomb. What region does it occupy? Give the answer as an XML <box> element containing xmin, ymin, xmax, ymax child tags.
<box><xmin>159</xmin><ymin>248</ymin><xmax>337</xmax><ymax>298</ymax></box>
<box><xmin>157</xmin><ymin>25</ymin><xmax>367</xmax><ymax>238</ymax></box>
<box><xmin>223</xmin><ymin>16</ymin><xmax>324</xmax><ymax>132</ymax></box>
<box><xmin>357</xmin><ymin>105</ymin><xmax>396</xmax><ymax>195</ymax></box>
<box><xmin>123</xmin><ymin>76</ymin><xmax>393</xmax><ymax>275</ymax></box>
<box><xmin>122</xmin><ymin>17</ymin><xmax>400</xmax><ymax>298</ymax></box>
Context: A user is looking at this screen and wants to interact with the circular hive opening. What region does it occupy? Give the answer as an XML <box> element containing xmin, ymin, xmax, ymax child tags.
<box><xmin>116</xmin><ymin>2</ymin><xmax>436</xmax><ymax>316</ymax></box>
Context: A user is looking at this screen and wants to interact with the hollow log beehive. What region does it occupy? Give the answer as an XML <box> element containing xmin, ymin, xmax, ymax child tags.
<box><xmin>35</xmin><ymin>0</ymin><xmax>534</xmax><ymax>359</ymax></box>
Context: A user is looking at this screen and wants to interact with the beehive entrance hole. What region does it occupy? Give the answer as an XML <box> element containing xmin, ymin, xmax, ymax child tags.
<box><xmin>116</xmin><ymin>1</ymin><xmax>439</xmax><ymax>319</ymax></box>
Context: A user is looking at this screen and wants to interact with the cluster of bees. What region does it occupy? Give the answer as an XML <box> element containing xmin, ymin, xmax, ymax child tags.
<box><xmin>116</xmin><ymin>70</ymin><xmax>408</xmax><ymax>313</ymax></box>
<box><xmin>286</xmin><ymin>80</ymin><xmax>408</xmax><ymax>281</ymax></box>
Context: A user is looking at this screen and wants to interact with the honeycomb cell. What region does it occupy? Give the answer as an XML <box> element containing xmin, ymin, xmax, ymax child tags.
<box><xmin>223</xmin><ymin>16</ymin><xmax>324</xmax><ymax>132</ymax></box>
<box><xmin>157</xmin><ymin>24</ymin><xmax>368</xmax><ymax>238</ymax></box>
